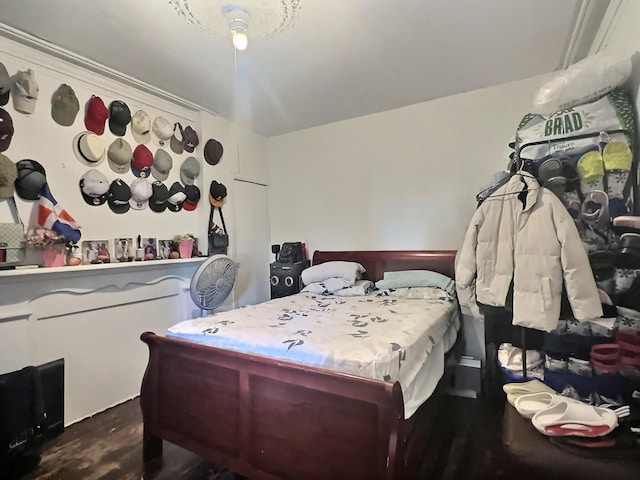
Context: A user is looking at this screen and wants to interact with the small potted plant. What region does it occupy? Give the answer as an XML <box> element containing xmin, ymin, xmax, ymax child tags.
<box><xmin>25</xmin><ymin>227</ymin><xmax>69</xmax><ymax>267</ymax></box>
<box><xmin>173</xmin><ymin>234</ymin><xmax>195</xmax><ymax>259</ymax></box>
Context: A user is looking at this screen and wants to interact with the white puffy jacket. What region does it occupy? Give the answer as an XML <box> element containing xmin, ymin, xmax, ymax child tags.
<box><xmin>456</xmin><ymin>173</ymin><xmax>602</xmax><ymax>332</ymax></box>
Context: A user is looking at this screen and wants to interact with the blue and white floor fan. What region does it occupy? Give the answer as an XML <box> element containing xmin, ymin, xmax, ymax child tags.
<box><xmin>190</xmin><ymin>254</ymin><xmax>237</xmax><ymax>315</ymax></box>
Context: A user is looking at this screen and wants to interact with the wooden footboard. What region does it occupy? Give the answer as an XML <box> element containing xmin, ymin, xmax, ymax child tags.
<box><xmin>141</xmin><ymin>332</ymin><xmax>406</xmax><ymax>480</ymax></box>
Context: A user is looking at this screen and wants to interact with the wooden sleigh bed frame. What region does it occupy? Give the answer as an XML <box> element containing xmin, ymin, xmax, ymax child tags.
<box><xmin>140</xmin><ymin>249</ymin><xmax>458</xmax><ymax>480</ymax></box>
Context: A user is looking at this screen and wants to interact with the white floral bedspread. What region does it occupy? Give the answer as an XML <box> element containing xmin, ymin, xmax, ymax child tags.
<box><xmin>168</xmin><ymin>291</ymin><xmax>459</xmax><ymax>393</ymax></box>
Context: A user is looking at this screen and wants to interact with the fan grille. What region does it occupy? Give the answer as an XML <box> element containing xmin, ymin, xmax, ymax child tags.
<box><xmin>190</xmin><ymin>255</ymin><xmax>236</xmax><ymax>310</ymax></box>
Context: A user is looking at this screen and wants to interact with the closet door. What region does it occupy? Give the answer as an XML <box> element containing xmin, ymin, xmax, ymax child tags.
<box><xmin>233</xmin><ymin>180</ymin><xmax>270</xmax><ymax>307</ymax></box>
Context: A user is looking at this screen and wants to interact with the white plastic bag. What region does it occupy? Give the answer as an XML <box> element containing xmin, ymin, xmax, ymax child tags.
<box><xmin>530</xmin><ymin>51</ymin><xmax>634</xmax><ymax>115</ymax></box>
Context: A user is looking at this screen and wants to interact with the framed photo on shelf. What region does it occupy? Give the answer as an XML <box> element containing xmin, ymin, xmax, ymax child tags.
<box><xmin>142</xmin><ymin>237</ymin><xmax>158</xmax><ymax>260</ymax></box>
<box><xmin>114</xmin><ymin>237</ymin><xmax>133</xmax><ymax>262</ymax></box>
<box><xmin>158</xmin><ymin>239</ymin><xmax>174</xmax><ymax>259</ymax></box>
<box><xmin>82</xmin><ymin>240</ymin><xmax>111</xmax><ymax>264</ymax></box>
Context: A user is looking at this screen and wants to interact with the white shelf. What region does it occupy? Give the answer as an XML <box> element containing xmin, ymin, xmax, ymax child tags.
<box><xmin>0</xmin><ymin>256</ymin><xmax>207</xmax><ymax>279</ymax></box>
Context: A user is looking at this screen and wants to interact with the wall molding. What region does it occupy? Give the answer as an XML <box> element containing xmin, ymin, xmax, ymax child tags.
<box><xmin>588</xmin><ymin>0</ymin><xmax>626</xmax><ymax>55</ymax></box>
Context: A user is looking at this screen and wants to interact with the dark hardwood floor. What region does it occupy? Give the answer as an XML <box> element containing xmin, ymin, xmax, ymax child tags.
<box><xmin>7</xmin><ymin>394</ymin><xmax>525</xmax><ymax>480</ymax></box>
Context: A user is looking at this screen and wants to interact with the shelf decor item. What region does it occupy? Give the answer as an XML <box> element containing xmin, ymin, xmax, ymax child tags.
<box><xmin>174</xmin><ymin>234</ymin><xmax>195</xmax><ymax>259</ymax></box>
<box><xmin>25</xmin><ymin>227</ymin><xmax>69</xmax><ymax>267</ymax></box>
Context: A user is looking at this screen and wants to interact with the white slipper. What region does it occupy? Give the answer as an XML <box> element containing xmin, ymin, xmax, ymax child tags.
<box><xmin>514</xmin><ymin>392</ymin><xmax>582</xmax><ymax>419</ymax></box>
<box><xmin>531</xmin><ymin>401</ymin><xmax>618</xmax><ymax>437</ymax></box>
<box><xmin>503</xmin><ymin>379</ymin><xmax>556</xmax><ymax>406</ymax></box>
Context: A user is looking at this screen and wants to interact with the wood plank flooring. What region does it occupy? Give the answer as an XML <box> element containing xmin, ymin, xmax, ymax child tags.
<box><xmin>8</xmin><ymin>394</ymin><xmax>524</xmax><ymax>480</ymax></box>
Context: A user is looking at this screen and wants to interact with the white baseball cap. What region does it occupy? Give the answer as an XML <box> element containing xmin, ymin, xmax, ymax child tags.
<box><xmin>151</xmin><ymin>116</ymin><xmax>173</xmax><ymax>148</ymax></box>
<box><xmin>129</xmin><ymin>178</ymin><xmax>153</xmax><ymax>210</ymax></box>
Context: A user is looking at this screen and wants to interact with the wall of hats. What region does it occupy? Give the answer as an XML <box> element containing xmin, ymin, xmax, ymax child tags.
<box><xmin>0</xmin><ymin>36</ymin><xmax>238</xmax><ymax>266</ymax></box>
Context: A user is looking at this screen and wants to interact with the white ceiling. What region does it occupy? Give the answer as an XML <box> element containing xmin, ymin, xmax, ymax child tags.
<box><xmin>0</xmin><ymin>0</ymin><xmax>608</xmax><ymax>137</ymax></box>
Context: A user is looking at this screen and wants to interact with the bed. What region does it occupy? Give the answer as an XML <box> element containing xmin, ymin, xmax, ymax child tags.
<box><xmin>140</xmin><ymin>249</ymin><xmax>459</xmax><ymax>480</ymax></box>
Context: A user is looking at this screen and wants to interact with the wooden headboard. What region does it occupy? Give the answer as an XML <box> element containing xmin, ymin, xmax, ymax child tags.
<box><xmin>312</xmin><ymin>250</ymin><xmax>457</xmax><ymax>282</ymax></box>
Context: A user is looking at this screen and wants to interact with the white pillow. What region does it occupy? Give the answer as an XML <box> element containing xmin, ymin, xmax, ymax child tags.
<box><xmin>333</xmin><ymin>280</ymin><xmax>375</xmax><ymax>297</ymax></box>
<box><xmin>300</xmin><ymin>277</ymin><xmax>353</xmax><ymax>295</ymax></box>
<box><xmin>301</xmin><ymin>261</ymin><xmax>365</xmax><ymax>285</ymax></box>
<box><xmin>530</xmin><ymin>51</ymin><xmax>633</xmax><ymax>115</ymax></box>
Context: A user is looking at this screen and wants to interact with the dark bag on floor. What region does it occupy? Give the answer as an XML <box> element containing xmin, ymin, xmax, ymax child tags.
<box><xmin>208</xmin><ymin>204</ymin><xmax>228</xmax><ymax>255</ymax></box>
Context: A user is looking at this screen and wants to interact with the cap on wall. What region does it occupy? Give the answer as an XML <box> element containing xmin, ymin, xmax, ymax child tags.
<box><xmin>151</xmin><ymin>116</ymin><xmax>173</xmax><ymax>148</ymax></box>
<box><xmin>170</xmin><ymin>122</ymin><xmax>184</xmax><ymax>154</ymax></box>
<box><xmin>209</xmin><ymin>180</ymin><xmax>227</xmax><ymax>207</ymax></box>
<box><xmin>73</xmin><ymin>131</ymin><xmax>106</xmax><ymax>167</ymax></box>
<box><xmin>0</xmin><ymin>153</ymin><xmax>17</xmax><ymax>198</ymax></box>
<box><xmin>179</xmin><ymin>156</ymin><xmax>200</xmax><ymax>186</ymax></box>
<box><xmin>131</xmin><ymin>110</ymin><xmax>151</xmax><ymax>144</ymax></box>
<box><xmin>183</xmin><ymin>184</ymin><xmax>200</xmax><ymax>211</ymax></box>
<box><xmin>148</xmin><ymin>181</ymin><xmax>169</xmax><ymax>213</ymax></box>
<box><xmin>166</xmin><ymin>181</ymin><xmax>186</xmax><ymax>212</ymax></box>
<box><xmin>14</xmin><ymin>159</ymin><xmax>46</xmax><ymax>200</ymax></box>
<box><xmin>0</xmin><ymin>63</ymin><xmax>12</xmax><ymax>106</ymax></box>
<box><xmin>84</xmin><ymin>95</ymin><xmax>109</xmax><ymax>135</ymax></box>
<box><xmin>11</xmin><ymin>69</ymin><xmax>39</xmax><ymax>114</ymax></box>
<box><xmin>151</xmin><ymin>149</ymin><xmax>173</xmax><ymax>182</ymax></box>
<box><xmin>51</xmin><ymin>84</ymin><xmax>80</xmax><ymax>127</ymax></box>
<box><xmin>183</xmin><ymin>126</ymin><xmax>199</xmax><ymax>153</ymax></box>
<box><xmin>109</xmin><ymin>100</ymin><xmax>131</xmax><ymax>137</ymax></box>
<box><xmin>131</xmin><ymin>144</ymin><xmax>154</xmax><ymax>178</ymax></box>
<box><xmin>0</xmin><ymin>108</ymin><xmax>14</xmax><ymax>152</ymax></box>
<box><xmin>107</xmin><ymin>138</ymin><xmax>132</xmax><ymax>174</ymax></box>
<box><xmin>107</xmin><ymin>179</ymin><xmax>132</xmax><ymax>214</ymax></box>
<box><xmin>79</xmin><ymin>169</ymin><xmax>109</xmax><ymax>206</ymax></box>
<box><xmin>204</xmin><ymin>138</ymin><xmax>224</xmax><ymax>165</ymax></box>
<box><xmin>129</xmin><ymin>178</ymin><xmax>153</xmax><ymax>210</ymax></box>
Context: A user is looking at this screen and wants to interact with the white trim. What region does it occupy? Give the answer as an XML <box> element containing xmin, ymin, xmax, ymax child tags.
<box><xmin>588</xmin><ymin>0</ymin><xmax>626</xmax><ymax>55</ymax></box>
<box><xmin>0</xmin><ymin>22</ymin><xmax>216</xmax><ymax>117</ymax></box>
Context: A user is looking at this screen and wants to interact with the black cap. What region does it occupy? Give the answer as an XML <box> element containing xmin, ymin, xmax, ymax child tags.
<box><xmin>15</xmin><ymin>159</ymin><xmax>46</xmax><ymax>200</ymax></box>
<box><xmin>148</xmin><ymin>181</ymin><xmax>169</xmax><ymax>213</ymax></box>
<box><xmin>209</xmin><ymin>180</ymin><xmax>227</xmax><ymax>200</ymax></box>
<box><xmin>108</xmin><ymin>100</ymin><xmax>131</xmax><ymax>137</ymax></box>
<box><xmin>166</xmin><ymin>181</ymin><xmax>186</xmax><ymax>212</ymax></box>
<box><xmin>107</xmin><ymin>179</ymin><xmax>132</xmax><ymax>214</ymax></box>
<box><xmin>183</xmin><ymin>184</ymin><xmax>200</xmax><ymax>211</ymax></box>
<box><xmin>204</xmin><ymin>138</ymin><xmax>223</xmax><ymax>165</ymax></box>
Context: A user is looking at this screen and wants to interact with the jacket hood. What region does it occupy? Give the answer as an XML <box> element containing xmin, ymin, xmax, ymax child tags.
<box><xmin>504</xmin><ymin>173</ymin><xmax>540</xmax><ymax>213</ymax></box>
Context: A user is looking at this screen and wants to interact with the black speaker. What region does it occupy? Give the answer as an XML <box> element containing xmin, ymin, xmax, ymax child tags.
<box><xmin>270</xmin><ymin>260</ymin><xmax>310</xmax><ymax>299</ymax></box>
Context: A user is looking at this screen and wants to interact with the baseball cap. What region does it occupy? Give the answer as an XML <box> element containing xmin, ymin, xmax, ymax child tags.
<box><xmin>166</xmin><ymin>182</ymin><xmax>186</xmax><ymax>212</ymax></box>
<box><xmin>107</xmin><ymin>138</ymin><xmax>132</xmax><ymax>174</ymax></box>
<box><xmin>180</xmin><ymin>156</ymin><xmax>200</xmax><ymax>186</ymax></box>
<box><xmin>183</xmin><ymin>125</ymin><xmax>199</xmax><ymax>153</ymax></box>
<box><xmin>209</xmin><ymin>180</ymin><xmax>227</xmax><ymax>208</ymax></box>
<box><xmin>129</xmin><ymin>178</ymin><xmax>152</xmax><ymax>210</ymax></box>
<box><xmin>0</xmin><ymin>108</ymin><xmax>14</xmax><ymax>152</ymax></box>
<box><xmin>79</xmin><ymin>169</ymin><xmax>109</xmax><ymax>206</ymax></box>
<box><xmin>73</xmin><ymin>131</ymin><xmax>105</xmax><ymax>167</ymax></box>
<box><xmin>107</xmin><ymin>178</ymin><xmax>131</xmax><ymax>214</ymax></box>
<box><xmin>170</xmin><ymin>122</ymin><xmax>184</xmax><ymax>154</ymax></box>
<box><xmin>183</xmin><ymin>185</ymin><xmax>200</xmax><ymax>211</ymax></box>
<box><xmin>151</xmin><ymin>149</ymin><xmax>172</xmax><ymax>181</ymax></box>
<box><xmin>151</xmin><ymin>116</ymin><xmax>173</xmax><ymax>148</ymax></box>
<box><xmin>109</xmin><ymin>100</ymin><xmax>131</xmax><ymax>137</ymax></box>
<box><xmin>148</xmin><ymin>181</ymin><xmax>169</xmax><ymax>213</ymax></box>
<box><xmin>131</xmin><ymin>110</ymin><xmax>151</xmax><ymax>144</ymax></box>
<box><xmin>0</xmin><ymin>63</ymin><xmax>11</xmax><ymax>106</ymax></box>
<box><xmin>11</xmin><ymin>69</ymin><xmax>38</xmax><ymax>114</ymax></box>
<box><xmin>84</xmin><ymin>95</ymin><xmax>109</xmax><ymax>135</ymax></box>
<box><xmin>131</xmin><ymin>144</ymin><xmax>153</xmax><ymax>178</ymax></box>
<box><xmin>0</xmin><ymin>153</ymin><xmax>17</xmax><ymax>198</ymax></box>
<box><xmin>51</xmin><ymin>84</ymin><xmax>79</xmax><ymax>127</ymax></box>
<box><xmin>204</xmin><ymin>138</ymin><xmax>224</xmax><ymax>165</ymax></box>
<box><xmin>14</xmin><ymin>159</ymin><xmax>46</xmax><ymax>200</ymax></box>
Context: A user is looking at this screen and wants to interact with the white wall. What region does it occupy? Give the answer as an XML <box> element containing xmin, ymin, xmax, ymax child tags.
<box><xmin>268</xmin><ymin>74</ymin><xmax>547</xmax><ymax>255</ymax></box>
<box><xmin>0</xmin><ymin>35</ymin><xmax>270</xmax><ymax>424</ymax></box>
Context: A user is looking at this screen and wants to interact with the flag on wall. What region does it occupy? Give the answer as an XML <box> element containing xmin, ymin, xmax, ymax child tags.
<box><xmin>38</xmin><ymin>183</ymin><xmax>81</xmax><ymax>243</ymax></box>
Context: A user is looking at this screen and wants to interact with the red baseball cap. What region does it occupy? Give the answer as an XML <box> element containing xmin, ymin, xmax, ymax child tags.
<box><xmin>183</xmin><ymin>185</ymin><xmax>200</xmax><ymax>211</ymax></box>
<box><xmin>84</xmin><ymin>95</ymin><xmax>109</xmax><ymax>135</ymax></box>
<box><xmin>131</xmin><ymin>144</ymin><xmax>154</xmax><ymax>178</ymax></box>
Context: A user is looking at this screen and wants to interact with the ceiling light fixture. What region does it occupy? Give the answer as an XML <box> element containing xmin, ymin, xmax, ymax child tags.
<box><xmin>223</xmin><ymin>5</ymin><xmax>250</xmax><ymax>51</ymax></box>
<box><xmin>169</xmin><ymin>0</ymin><xmax>302</xmax><ymax>49</ymax></box>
